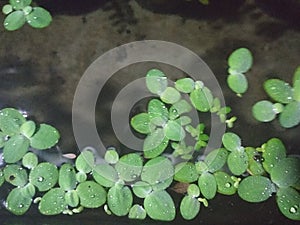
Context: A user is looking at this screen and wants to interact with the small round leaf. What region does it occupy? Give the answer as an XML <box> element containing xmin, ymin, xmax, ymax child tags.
<box><xmin>227</xmin><ymin>150</ymin><xmax>249</xmax><ymax>176</ymax></box>
<box><xmin>20</xmin><ymin>120</ymin><xmax>36</xmax><ymax>138</ymax></box>
<box><xmin>75</xmin><ymin>150</ymin><xmax>95</xmax><ymax>173</ymax></box>
<box><xmin>30</xmin><ymin>124</ymin><xmax>60</xmax><ymax>150</ymax></box>
<box><xmin>128</xmin><ymin>204</ymin><xmax>147</xmax><ymax>220</ymax></box>
<box><xmin>22</xmin><ymin>152</ymin><xmax>38</xmax><ymax>169</ymax></box>
<box><xmin>132</xmin><ymin>181</ymin><xmax>152</xmax><ymax>198</ymax></box>
<box><xmin>146</xmin><ymin>69</ymin><xmax>168</xmax><ymax>95</ymax></box>
<box><xmin>164</xmin><ymin>120</ymin><xmax>185</xmax><ymax>141</ymax></box>
<box><xmin>214</xmin><ymin>171</ymin><xmax>237</xmax><ymax>195</ymax></box>
<box><xmin>4</xmin><ymin>164</ymin><xmax>28</xmax><ymax>187</ymax></box>
<box><xmin>26</xmin><ymin>7</ymin><xmax>52</xmax><ymax>28</ymax></box>
<box><xmin>148</xmin><ymin>99</ymin><xmax>168</xmax><ymax>126</ymax></box>
<box><xmin>228</xmin><ymin>48</ymin><xmax>253</xmax><ymax>73</ymax></box>
<box><xmin>143</xmin><ymin>128</ymin><xmax>168</xmax><ymax>158</ymax></box>
<box><xmin>174</xmin><ymin>162</ymin><xmax>198</xmax><ymax>183</ymax></box>
<box><xmin>38</xmin><ymin>188</ymin><xmax>66</xmax><ymax>215</ymax></box>
<box><xmin>104</xmin><ymin>148</ymin><xmax>119</xmax><ymax>164</ymax></box>
<box><xmin>227</xmin><ymin>73</ymin><xmax>248</xmax><ymax>95</ymax></box>
<box><xmin>3</xmin><ymin>10</ymin><xmax>26</xmax><ymax>31</ymax></box>
<box><xmin>0</xmin><ymin>108</ymin><xmax>25</xmax><ymax>136</ymax></box>
<box><xmin>264</xmin><ymin>79</ymin><xmax>293</xmax><ymax>104</ymax></box>
<box><xmin>222</xmin><ymin>132</ymin><xmax>242</xmax><ymax>152</ymax></box>
<box><xmin>238</xmin><ymin>175</ymin><xmax>274</xmax><ymax>203</ymax></box>
<box><xmin>175</xmin><ymin>77</ymin><xmax>195</xmax><ymax>93</ymax></box>
<box><xmin>190</xmin><ymin>86</ymin><xmax>213</xmax><ymax>112</ymax></box>
<box><xmin>180</xmin><ymin>195</ymin><xmax>200</xmax><ymax>220</ymax></box>
<box><xmin>279</xmin><ymin>101</ymin><xmax>300</xmax><ymax>128</ymax></box>
<box><xmin>58</xmin><ymin>163</ymin><xmax>77</xmax><ymax>191</ymax></box>
<box><xmin>130</xmin><ymin>113</ymin><xmax>152</xmax><ymax>134</ymax></box>
<box><xmin>160</xmin><ymin>87</ymin><xmax>181</xmax><ymax>104</ymax></box>
<box><xmin>198</xmin><ymin>172</ymin><xmax>217</xmax><ymax>199</ymax></box>
<box><xmin>3</xmin><ymin>134</ymin><xmax>30</xmax><ymax>163</ymax></box>
<box><xmin>204</xmin><ymin>148</ymin><xmax>228</xmax><ymax>173</ymax></box>
<box><xmin>6</xmin><ymin>187</ymin><xmax>32</xmax><ymax>215</ymax></box>
<box><xmin>93</xmin><ymin>163</ymin><xmax>118</xmax><ymax>187</ymax></box>
<box><xmin>276</xmin><ymin>187</ymin><xmax>300</xmax><ymax>220</ymax></box>
<box><xmin>252</xmin><ymin>100</ymin><xmax>277</xmax><ymax>122</ymax></box>
<box><xmin>115</xmin><ymin>153</ymin><xmax>143</xmax><ymax>182</ymax></box>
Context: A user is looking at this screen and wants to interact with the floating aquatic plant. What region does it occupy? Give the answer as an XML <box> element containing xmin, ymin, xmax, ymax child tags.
<box><xmin>2</xmin><ymin>0</ymin><xmax>52</xmax><ymax>31</ymax></box>
<box><xmin>252</xmin><ymin>66</ymin><xmax>300</xmax><ymax>128</ymax></box>
<box><xmin>0</xmin><ymin>50</ymin><xmax>299</xmax><ymax>222</ymax></box>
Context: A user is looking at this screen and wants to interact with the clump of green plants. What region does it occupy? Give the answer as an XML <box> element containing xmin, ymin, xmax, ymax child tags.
<box><xmin>252</xmin><ymin>66</ymin><xmax>300</xmax><ymax>128</ymax></box>
<box><xmin>0</xmin><ymin>50</ymin><xmax>299</xmax><ymax>222</ymax></box>
<box><xmin>2</xmin><ymin>0</ymin><xmax>52</xmax><ymax>31</ymax></box>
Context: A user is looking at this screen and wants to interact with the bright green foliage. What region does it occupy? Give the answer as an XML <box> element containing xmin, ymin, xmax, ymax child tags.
<box><xmin>174</xmin><ymin>162</ymin><xmax>198</xmax><ymax>183</ymax></box>
<box><xmin>143</xmin><ymin>128</ymin><xmax>168</xmax><ymax>158</ymax></box>
<box><xmin>131</xmin><ymin>113</ymin><xmax>152</xmax><ymax>134</ymax></box>
<box><xmin>3</xmin><ymin>134</ymin><xmax>30</xmax><ymax>163</ymax></box>
<box><xmin>253</xmin><ymin>66</ymin><xmax>300</xmax><ymax>128</ymax></box>
<box><xmin>38</xmin><ymin>188</ymin><xmax>67</xmax><ymax>215</ymax></box>
<box><xmin>76</xmin><ymin>181</ymin><xmax>107</xmax><ymax>208</ymax></box>
<box><xmin>115</xmin><ymin>153</ymin><xmax>143</xmax><ymax>182</ymax></box>
<box><xmin>227</xmin><ymin>48</ymin><xmax>253</xmax><ymax>96</ymax></box>
<box><xmin>29</xmin><ymin>162</ymin><xmax>58</xmax><ymax>192</ymax></box>
<box><xmin>204</xmin><ymin>148</ymin><xmax>228</xmax><ymax>173</ymax></box>
<box><xmin>164</xmin><ymin>120</ymin><xmax>185</xmax><ymax>141</ymax></box>
<box><xmin>30</xmin><ymin>124</ymin><xmax>60</xmax><ymax>150</ymax></box>
<box><xmin>132</xmin><ymin>181</ymin><xmax>152</xmax><ymax>198</ymax></box>
<box><xmin>190</xmin><ymin>86</ymin><xmax>213</xmax><ymax>112</ymax></box>
<box><xmin>144</xmin><ymin>190</ymin><xmax>175</xmax><ymax>221</ymax></box>
<box><xmin>107</xmin><ymin>184</ymin><xmax>133</xmax><ymax>216</ymax></box>
<box><xmin>262</xmin><ymin>138</ymin><xmax>286</xmax><ymax>173</ymax></box>
<box><xmin>198</xmin><ymin>172</ymin><xmax>217</xmax><ymax>199</ymax></box>
<box><xmin>129</xmin><ymin>204</ymin><xmax>147</xmax><ymax>220</ymax></box>
<box><xmin>214</xmin><ymin>171</ymin><xmax>237</xmax><ymax>195</ymax></box>
<box><xmin>75</xmin><ymin>149</ymin><xmax>95</xmax><ymax>173</ymax></box>
<box><xmin>169</xmin><ymin>99</ymin><xmax>192</xmax><ymax>120</ymax></box>
<box><xmin>2</xmin><ymin>0</ymin><xmax>51</xmax><ymax>31</ymax></box>
<box><xmin>93</xmin><ymin>163</ymin><xmax>118</xmax><ymax>187</ymax></box>
<box><xmin>187</xmin><ymin>184</ymin><xmax>200</xmax><ymax>197</ymax></box>
<box><xmin>175</xmin><ymin>77</ymin><xmax>195</xmax><ymax>93</ymax></box>
<box><xmin>4</xmin><ymin>164</ymin><xmax>28</xmax><ymax>187</ymax></box>
<box><xmin>6</xmin><ymin>187</ymin><xmax>32</xmax><ymax>215</ymax></box>
<box><xmin>245</xmin><ymin>147</ymin><xmax>265</xmax><ymax>176</ymax></box>
<box><xmin>227</xmin><ymin>150</ymin><xmax>248</xmax><ymax>176</ymax></box>
<box><xmin>148</xmin><ymin>99</ymin><xmax>168</xmax><ymax>126</ymax></box>
<box><xmin>252</xmin><ymin>100</ymin><xmax>277</xmax><ymax>122</ymax></box>
<box><xmin>276</xmin><ymin>187</ymin><xmax>300</xmax><ymax>220</ymax></box>
<box><xmin>160</xmin><ymin>87</ymin><xmax>181</xmax><ymax>104</ymax></box>
<box><xmin>58</xmin><ymin>164</ymin><xmax>77</xmax><ymax>191</ymax></box>
<box><xmin>146</xmin><ymin>69</ymin><xmax>168</xmax><ymax>95</ymax></box>
<box><xmin>104</xmin><ymin>148</ymin><xmax>119</xmax><ymax>164</ymax></box>
<box><xmin>20</xmin><ymin>120</ymin><xmax>36</xmax><ymax>138</ymax></box>
<box><xmin>180</xmin><ymin>195</ymin><xmax>200</xmax><ymax>220</ymax></box>
<box><xmin>238</xmin><ymin>176</ymin><xmax>274</xmax><ymax>202</ymax></box>
<box><xmin>270</xmin><ymin>157</ymin><xmax>300</xmax><ymax>188</ymax></box>
<box><xmin>222</xmin><ymin>132</ymin><xmax>242</xmax><ymax>152</ymax></box>
<box><xmin>65</xmin><ymin>190</ymin><xmax>79</xmax><ymax>208</ymax></box>
<box><xmin>0</xmin><ymin>108</ymin><xmax>25</xmax><ymax>136</ymax></box>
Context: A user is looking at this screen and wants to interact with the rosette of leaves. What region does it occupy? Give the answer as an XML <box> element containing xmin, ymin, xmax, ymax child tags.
<box><xmin>0</xmin><ymin>108</ymin><xmax>60</xmax><ymax>164</ymax></box>
<box><xmin>227</xmin><ymin>48</ymin><xmax>253</xmax><ymax>97</ymax></box>
<box><xmin>2</xmin><ymin>0</ymin><xmax>52</xmax><ymax>31</ymax></box>
<box><xmin>252</xmin><ymin>66</ymin><xmax>300</xmax><ymax>128</ymax></box>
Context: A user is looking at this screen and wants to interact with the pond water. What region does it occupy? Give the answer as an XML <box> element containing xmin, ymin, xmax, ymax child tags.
<box><xmin>0</xmin><ymin>0</ymin><xmax>299</xmax><ymax>224</ymax></box>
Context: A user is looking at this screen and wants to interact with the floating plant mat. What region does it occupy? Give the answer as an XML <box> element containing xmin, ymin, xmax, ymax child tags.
<box><xmin>0</xmin><ymin>48</ymin><xmax>299</xmax><ymax>223</ymax></box>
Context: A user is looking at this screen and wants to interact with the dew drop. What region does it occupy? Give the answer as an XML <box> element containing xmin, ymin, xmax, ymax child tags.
<box><xmin>90</xmin><ymin>194</ymin><xmax>95</xmax><ymax>198</ymax></box>
<box><xmin>225</xmin><ymin>182</ymin><xmax>232</xmax><ymax>188</ymax></box>
<box><xmin>37</xmin><ymin>176</ymin><xmax>44</xmax><ymax>182</ymax></box>
<box><xmin>33</xmin><ymin>16</ymin><xmax>37</xmax><ymax>20</ymax></box>
<box><xmin>19</xmin><ymin>204</ymin><xmax>24</xmax><ymax>208</ymax></box>
<box><xmin>289</xmin><ymin>205</ymin><xmax>298</xmax><ymax>214</ymax></box>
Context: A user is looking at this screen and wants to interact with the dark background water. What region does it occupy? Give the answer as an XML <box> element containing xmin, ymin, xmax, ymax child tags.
<box><xmin>0</xmin><ymin>0</ymin><xmax>299</xmax><ymax>224</ymax></box>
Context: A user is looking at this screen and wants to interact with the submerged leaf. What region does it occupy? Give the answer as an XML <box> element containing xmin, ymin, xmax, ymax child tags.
<box><xmin>144</xmin><ymin>190</ymin><xmax>175</xmax><ymax>221</ymax></box>
<box><xmin>132</xmin><ymin>181</ymin><xmax>152</xmax><ymax>198</ymax></box>
<box><xmin>238</xmin><ymin>175</ymin><xmax>274</xmax><ymax>203</ymax></box>
<box><xmin>204</xmin><ymin>148</ymin><xmax>228</xmax><ymax>173</ymax></box>
<box><xmin>169</xmin><ymin>99</ymin><xmax>192</xmax><ymax>120</ymax></box>
<box><xmin>143</xmin><ymin>128</ymin><xmax>168</xmax><ymax>158</ymax></box>
<box><xmin>264</xmin><ymin>79</ymin><xmax>293</xmax><ymax>104</ymax></box>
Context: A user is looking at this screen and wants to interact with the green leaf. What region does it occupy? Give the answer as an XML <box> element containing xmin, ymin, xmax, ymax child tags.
<box><xmin>222</xmin><ymin>132</ymin><xmax>242</xmax><ymax>152</ymax></box>
<box><xmin>187</xmin><ymin>184</ymin><xmax>200</xmax><ymax>197</ymax></box>
<box><xmin>6</xmin><ymin>187</ymin><xmax>32</xmax><ymax>215</ymax></box>
<box><xmin>169</xmin><ymin>99</ymin><xmax>192</xmax><ymax>120</ymax></box>
<box><xmin>9</xmin><ymin>0</ymin><xmax>32</xmax><ymax>10</ymax></box>
<box><xmin>238</xmin><ymin>175</ymin><xmax>274</xmax><ymax>203</ymax></box>
<box><xmin>0</xmin><ymin>108</ymin><xmax>25</xmax><ymax>136</ymax></box>
<box><xmin>164</xmin><ymin>120</ymin><xmax>185</xmax><ymax>141</ymax></box>
<box><xmin>279</xmin><ymin>102</ymin><xmax>300</xmax><ymax>128</ymax></box>
<box><xmin>76</xmin><ymin>181</ymin><xmax>107</xmax><ymax>208</ymax></box>
<box><xmin>190</xmin><ymin>86</ymin><xmax>213</xmax><ymax>112</ymax></box>
<box><xmin>107</xmin><ymin>184</ymin><xmax>133</xmax><ymax>216</ymax></box>
<box><xmin>144</xmin><ymin>190</ymin><xmax>175</xmax><ymax>221</ymax></box>
<box><xmin>160</xmin><ymin>87</ymin><xmax>181</xmax><ymax>104</ymax></box>
<box><xmin>20</xmin><ymin>120</ymin><xmax>36</xmax><ymax>138</ymax></box>
<box><xmin>198</xmin><ymin>172</ymin><xmax>217</xmax><ymax>199</ymax></box>
<box><xmin>204</xmin><ymin>148</ymin><xmax>228</xmax><ymax>173</ymax></box>
<box><xmin>115</xmin><ymin>153</ymin><xmax>143</xmax><ymax>182</ymax></box>
<box><xmin>262</xmin><ymin>138</ymin><xmax>286</xmax><ymax>173</ymax></box>
<box><xmin>65</xmin><ymin>190</ymin><xmax>79</xmax><ymax>208</ymax></box>
<box><xmin>175</xmin><ymin>116</ymin><xmax>191</xmax><ymax>126</ymax></box>
<box><xmin>2</xmin><ymin>4</ymin><xmax>13</xmax><ymax>15</ymax></box>
<box><xmin>264</xmin><ymin>79</ymin><xmax>293</xmax><ymax>104</ymax></box>
<box><xmin>227</xmin><ymin>150</ymin><xmax>249</xmax><ymax>176</ymax></box>
<box><xmin>276</xmin><ymin>187</ymin><xmax>300</xmax><ymax>220</ymax></box>
<box><xmin>146</xmin><ymin>69</ymin><xmax>168</xmax><ymax>95</ymax></box>
<box><xmin>26</xmin><ymin>7</ymin><xmax>52</xmax><ymax>28</ymax></box>
<box><xmin>143</xmin><ymin>128</ymin><xmax>168</xmax><ymax>158</ymax></box>
<box><xmin>22</xmin><ymin>152</ymin><xmax>38</xmax><ymax>169</ymax></box>
<box><xmin>3</xmin><ymin>10</ymin><xmax>26</xmax><ymax>31</ymax></box>
<box><xmin>30</xmin><ymin>124</ymin><xmax>60</xmax><ymax>150</ymax></box>
<box><xmin>4</xmin><ymin>164</ymin><xmax>28</xmax><ymax>187</ymax></box>
<box><xmin>76</xmin><ymin>171</ymin><xmax>87</xmax><ymax>183</ymax></box>
<box><xmin>245</xmin><ymin>147</ymin><xmax>265</xmax><ymax>175</ymax></box>
<box><xmin>104</xmin><ymin>148</ymin><xmax>119</xmax><ymax>164</ymax></box>
<box><xmin>293</xmin><ymin>79</ymin><xmax>300</xmax><ymax>102</ymax></box>
<box><xmin>22</xmin><ymin>183</ymin><xmax>35</xmax><ymax>198</ymax></box>
<box><xmin>29</xmin><ymin>162</ymin><xmax>58</xmax><ymax>192</ymax></box>
<box><xmin>3</xmin><ymin>134</ymin><xmax>30</xmax><ymax>163</ymax></box>
<box><xmin>174</xmin><ymin>162</ymin><xmax>199</xmax><ymax>183</ymax></box>
<box><xmin>293</xmin><ymin>66</ymin><xmax>300</xmax><ymax>85</ymax></box>
<box><xmin>175</xmin><ymin>77</ymin><xmax>195</xmax><ymax>93</ymax></box>
<box><xmin>75</xmin><ymin>150</ymin><xmax>95</xmax><ymax>173</ymax></box>
<box><xmin>0</xmin><ymin>169</ymin><xmax>4</xmax><ymax>187</ymax></box>
<box><xmin>128</xmin><ymin>204</ymin><xmax>147</xmax><ymax>220</ymax></box>
<box><xmin>214</xmin><ymin>171</ymin><xmax>237</xmax><ymax>195</ymax></box>
<box><xmin>148</xmin><ymin>99</ymin><xmax>168</xmax><ymax>126</ymax></box>
<box><xmin>132</xmin><ymin>181</ymin><xmax>152</xmax><ymax>198</ymax></box>
<box><xmin>270</xmin><ymin>157</ymin><xmax>300</xmax><ymax>187</ymax></box>
<box><xmin>93</xmin><ymin>163</ymin><xmax>118</xmax><ymax>187</ymax></box>
<box><xmin>0</xmin><ymin>132</ymin><xmax>6</xmax><ymax>148</ymax></box>
<box><xmin>227</xmin><ymin>73</ymin><xmax>248</xmax><ymax>95</ymax></box>
<box><xmin>58</xmin><ymin>163</ymin><xmax>77</xmax><ymax>191</ymax></box>
<box><xmin>141</xmin><ymin>156</ymin><xmax>173</xmax><ymax>190</ymax></box>
<box><xmin>130</xmin><ymin>113</ymin><xmax>152</xmax><ymax>134</ymax></box>
<box><xmin>38</xmin><ymin>188</ymin><xmax>66</xmax><ymax>215</ymax></box>
<box><xmin>195</xmin><ymin>161</ymin><xmax>209</xmax><ymax>174</ymax></box>
<box><xmin>180</xmin><ymin>195</ymin><xmax>200</xmax><ymax>220</ymax></box>
<box><xmin>228</xmin><ymin>48</ymin><xmax>253</xmax><ymax>73</ymax></box>
<box><xmin>252</xmin><ymin>100</ymin><xmax>277</xmax><ymax>122</ymax></box>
